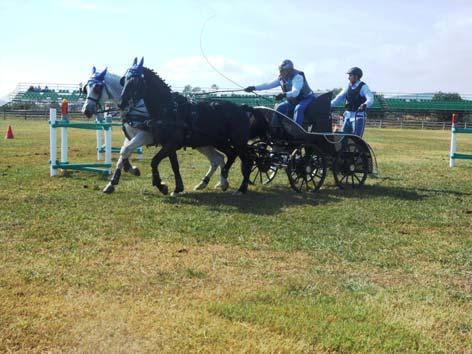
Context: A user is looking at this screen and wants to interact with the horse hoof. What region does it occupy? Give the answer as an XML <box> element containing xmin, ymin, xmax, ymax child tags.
<box><xmin>233</xmin><ymin>190</ymin><xmax>244</xmax><ymax>196</ymax></box>
<box><xmin>170</xmin><ymin>191</ymin><xmax>184</xmax><ymax>197</ymax></box>
<box><xmin>158</xmin><ymin>183</ymin><xmax>169</xmax><ymax>195</ymax></box>
<box><xmin>103</xmin><ymin>184</ymin><xmax>115</xmax><ymax>194</ymax></box>
<box><xmin>216</xmin><ymin>181</ymin><xmax>229</xmax><ymax>192</ymax></box>
<box><xmin>194</xmin><ymin>181</ymin><xmax>208</xmax><ymax>190</ymax></box>
<box><xmin>131</xmin><ymin>167</ymin><xmax>141</xmax><ymax>177</ymax></box>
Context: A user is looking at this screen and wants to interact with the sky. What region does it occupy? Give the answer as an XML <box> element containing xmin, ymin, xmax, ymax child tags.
<box><xmin>0</xmin><ymin>0</ymin><xmax>471</xmax><ymax>99</ymax></box>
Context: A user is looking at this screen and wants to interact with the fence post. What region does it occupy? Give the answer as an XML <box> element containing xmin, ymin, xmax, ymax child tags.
<box><xmin>421</xmin><ymin>121</ymin><xmax>424</xmax><ymax>129</ymax></box>
<box><xmin>443</xmin><ymin>122</ymin><xmax>446</xmax><ymax>130</ymax></box>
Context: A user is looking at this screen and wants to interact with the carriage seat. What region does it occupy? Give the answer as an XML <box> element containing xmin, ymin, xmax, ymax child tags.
<box><xmin>303</xmin><ymin>91</ymin><xmax>333</xmax><ymax>133</ymax></box>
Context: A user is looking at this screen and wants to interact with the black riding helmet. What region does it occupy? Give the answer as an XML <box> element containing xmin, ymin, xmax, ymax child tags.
<box><xmin>347</xmin><ymin>67</ymin><xmax>363</xmax><ymax>78</ymax></box>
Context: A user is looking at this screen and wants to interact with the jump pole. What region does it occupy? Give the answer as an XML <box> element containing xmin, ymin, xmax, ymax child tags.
<box><xmin>96</xmin><ymin>112</ymin><xmax>104</xmax><ymax>160</ymax></box>
<box><xmin>449</xmin><ymin>113</ymin><xmax>472</xmax><ymax>167</ymax></box>
<box><xmin>95</xmin><ymin>112</ymin><xmax>144</xmax><ymax>161</ymax></box>
<box><xmin>49</xmin><ymin>108</ymin><xmax>112</xmax><ymax>176</ymax></box>
<box><xmin>49</xmin><ymin>108</ymin><xmax>58</xmax><ymax>176</ymax></box>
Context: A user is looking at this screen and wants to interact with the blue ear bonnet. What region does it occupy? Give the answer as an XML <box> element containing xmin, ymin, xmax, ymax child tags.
<box><xmin>126</xmin><ymin>57</ymin><xmax>144</xmax><ymax>79</ymax></box>
<box><xmin>87</xmin><ymin>66</ymin><xmax>107</xmax><ymax>85</ymax></box>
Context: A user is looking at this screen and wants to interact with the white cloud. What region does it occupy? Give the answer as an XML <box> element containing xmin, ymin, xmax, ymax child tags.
<box><xmin>371</xmin><ymin>14</ymin><xmax>472</xmax><ymax>93</ymax></box>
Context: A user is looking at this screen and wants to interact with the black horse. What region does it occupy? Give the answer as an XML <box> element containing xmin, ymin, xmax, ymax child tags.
<box><xmin>119</xmin><ymin>60</ymin><xmax>260</xmax><ymax>195</ymax></box>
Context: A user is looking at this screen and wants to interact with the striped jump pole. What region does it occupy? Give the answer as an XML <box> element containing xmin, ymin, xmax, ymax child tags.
<box><xmin>96</xmin><ymin>112</ymin><xmax>144</xmax><ymax>161</ymax></box>
<box><xmin>96</xmin><ymin>112</ymin><xmax>104</xmax><ymax>161</ymax></box>
<box><xmin>449</xmin><ymin>113</ymin><xmax>472</xmax><ymax>167</ymax></box>
<box><xmin>49</xmin><ymin>108</ymin><xmax>112</xmax><ymax>176</ymax></box>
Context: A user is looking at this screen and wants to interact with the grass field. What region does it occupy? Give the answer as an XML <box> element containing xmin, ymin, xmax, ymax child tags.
<box><xmin>1</xmin><ymin>119</ymin><xmax>471</xmax><ymax>353</ymax></box>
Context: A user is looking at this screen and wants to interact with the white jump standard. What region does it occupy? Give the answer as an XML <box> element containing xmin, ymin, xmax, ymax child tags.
<box><xmin>449</xmin><ymin>113</ymin><xmax>472</xmax><ymax>167</ymax></box>
<box><xmin>95</xmin><ymin>112</ymin><xmax>144</xmax><ymax>161</ymax></box>
<box><xmin>49</xmin><ymin>108</ymin><xmax>112</xmax><ymax>176</ymax></box>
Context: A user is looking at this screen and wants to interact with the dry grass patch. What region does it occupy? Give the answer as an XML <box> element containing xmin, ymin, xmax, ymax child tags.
<box><xmin>1</xmin><ymin>240</ymin><xmax>319</xmax><ymax>352</ymax></box>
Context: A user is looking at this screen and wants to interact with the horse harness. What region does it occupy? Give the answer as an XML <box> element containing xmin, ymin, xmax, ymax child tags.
<box><xmin>86</xmin><ymin>81</ymin><xmax>115</xmax><ymax>112</ymax></box>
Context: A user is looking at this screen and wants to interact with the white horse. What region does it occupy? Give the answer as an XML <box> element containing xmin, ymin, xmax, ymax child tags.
<box><xmin>81</xmin><ymin>66</ymin><xmax>229</xmax><ymax>193</ymax></box>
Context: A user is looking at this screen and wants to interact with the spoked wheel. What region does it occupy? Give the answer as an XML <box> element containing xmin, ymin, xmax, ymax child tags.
<box><xmin>286</xmin><ymin>146</ymin><xmax>327</xmax><ymax>193</ymax></box>
<box><xmin>332</xmin><ymin>141</ymin><xmax>368</xmax><ymax>189</ymax></box>
<box><xmin>249</xmin><ymin>140</ymin><xmax>278</xmax><ymax>185</ymax></box>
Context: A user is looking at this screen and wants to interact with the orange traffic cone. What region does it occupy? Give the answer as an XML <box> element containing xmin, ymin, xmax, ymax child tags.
<box><xmin>5</xmin><ymin>125</ymin><xmax>14</xmax><ymax>139</ymax></box>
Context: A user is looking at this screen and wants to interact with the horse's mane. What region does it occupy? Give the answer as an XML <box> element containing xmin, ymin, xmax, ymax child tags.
<box><xmin>142</xmin><ymin>67</ymin><xmax>177</xmax><ymax>119</ymax></box>
<box><xmin>139</xmin><ymin>67</ymin><xmax>266</xmax><ymax>140</ymax></box>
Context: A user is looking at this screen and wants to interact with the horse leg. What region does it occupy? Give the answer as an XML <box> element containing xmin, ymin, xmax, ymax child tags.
<box><xmin>194</xmin><ymin>146</ymin><xmax>225</xmax><ymax>190</ymax></box>
<box><xmin>235</xmin><ymin>146</ymin><xmax>252</xmax><ymax>195</ymax></box>
<box><xmin>121</xmin><ymin>133</ymin><xmax>142</xmax><ymax>177</ymax></box>
<box><xmin>103</xmin><ymin>155</ymin><xmax>125</xmax><ymax>194</ymax></box>
<box><xmin>168</xmin><ymin>150</ymin><xmax>184</xmax><ymax>196</ymax></box>
<box><xmin>150</xmin><ymin>145</ymin><xmax>174</xmax><ymax>195</ymax></box>
<box><xmin>122</xmin><ymin>158</ymin><xmax>141</xmax><ymax>176</ymax></box>
<box><xmin>122</xmin><ymin>136</ymin><xmax>140</xmax><ymax>176</ymax></box>
<box><xmin>103</xmin><ymin>132</ymin><xmax>151</xmax><ymax>194</ymax></box>
<box><xmin>215</xmin><ymin>146</ymin><xmax>239</xmax><ymax>191</ymax></box>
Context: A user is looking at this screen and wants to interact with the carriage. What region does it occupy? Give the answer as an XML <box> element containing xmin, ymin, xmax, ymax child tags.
<box><xmin>110</xmin><ymin>59</ymin><xmax>377</xmax><ymax>196</ymax></box>
<box><xmin>247</xmin><ymin>92</ymin><xmax>378</xmax><ymax>193</ymax></box>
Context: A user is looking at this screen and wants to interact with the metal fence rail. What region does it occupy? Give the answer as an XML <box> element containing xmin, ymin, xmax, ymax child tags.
<box><xmin>2</xmin><ymin>110</ymin><xmax>86</xmax><ymax>120</ymax></box>
<box><xmin>1</xmin><ymin>108</ymin><xmax>470</xmax><ymax>131</ymax></box>
<box><xmin>365</xmin><ymin>120</ymin><xmax>468</xmax><ymax>130</ymax></box>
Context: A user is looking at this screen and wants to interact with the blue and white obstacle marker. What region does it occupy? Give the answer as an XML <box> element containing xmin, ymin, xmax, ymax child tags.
<box><xmin>449</xmin><ymin>113</ymin><xmax>472</xmax><ymax>167</ymax></box>
<box><xmin>49</xmin><ymin>108</ymin><xmax>112</xmax><ymax>176</ymax></box>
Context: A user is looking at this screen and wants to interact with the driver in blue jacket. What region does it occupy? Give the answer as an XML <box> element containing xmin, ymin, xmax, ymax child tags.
<box><xmin>245</xmin><ymin>59</ymin><xmax>315</xmax><ymax>126</ymax></box>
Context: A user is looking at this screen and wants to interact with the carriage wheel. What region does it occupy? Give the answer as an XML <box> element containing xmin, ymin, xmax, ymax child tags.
<box><xmin>332</xmin><ymin>141</ymin><xmax>368</xmax><ymax>189</ymax></box>
<box><xmin>249</xmin><ymin>140</ymin><xmax>278</xmax><ymax>185</ymax></box>
<box><xmin>286</xmin><ymin>147</ymin><xmax>327</xmax><ymax>193</ymax></box>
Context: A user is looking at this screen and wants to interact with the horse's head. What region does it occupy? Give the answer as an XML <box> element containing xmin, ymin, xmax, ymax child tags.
<box><xmin>119</xmin><ymin>57</ymin><xmax>145</xmax><ymax>110</ymax></box>
<box><xmin>81</xmin><ymin>66</ymin><xmax>108</xmax><ymax>118</ymax></box>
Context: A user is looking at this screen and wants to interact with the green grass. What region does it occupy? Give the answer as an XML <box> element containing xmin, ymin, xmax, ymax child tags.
<box><xmin>0</xmin><ymin>119</ymin><xmax>471</xmax><ymax>353</ymax></box>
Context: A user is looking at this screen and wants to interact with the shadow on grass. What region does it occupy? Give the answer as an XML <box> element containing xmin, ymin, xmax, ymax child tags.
<box><xmin>160</xmin><ymin>185</ymin><xmax>341</xmax><ymax>215</ymax></box>
<box><xmin>343</xmin><ymin>184</ymin><xmax>425</xmax><ymax>201</ymax></box>
<box><xmin>158</xmin><ymin>181</ymin><xmax>438</xmax><ymax>215</ymax></box>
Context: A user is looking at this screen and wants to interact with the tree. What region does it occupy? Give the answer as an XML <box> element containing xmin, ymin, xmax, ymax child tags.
<box><xmin>182</xmin><ymin>85</ymin><xmax>192</xmax><ymax>97</ymax></box>
<box><xmin>191</xmin><ymin>87</ymin><xmax>202</xmax><ymax>94</ymax></box>
<box><xmin>432</xmin><ymin>92</ymin><xmax>462</xmax><ymax>101</ymax></box>
<box><xmin>431</xmin><ymin>92</ymin><xmax>463</xmax><ymax>122</ymax></box>
<box><xmin>210</xmin><ymin>84</ymin><xmax>219</xmax><ymax>91</ymax></box>
<box><xmin>331</xmin><ymin>87</ymin><xmax>343</xmax><ymax>97</ymax></box>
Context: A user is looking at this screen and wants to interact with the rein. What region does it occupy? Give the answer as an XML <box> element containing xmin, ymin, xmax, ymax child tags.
<box><xmin>190</xmin><ymin>89</ymin><xmax>245</xmax><ymax>96</ymax></box>
<box><xmin>190</xmin><ymin>89</ymin><xmax>275</xmax><ymax>104</ymax></box>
